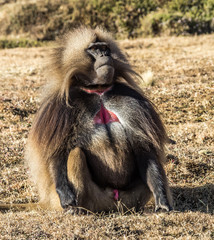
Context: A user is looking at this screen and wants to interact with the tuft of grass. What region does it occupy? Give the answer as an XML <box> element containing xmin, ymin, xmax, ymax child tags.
<box><xmin>0</xmin><ymin>39</ymin><xmax>43</xmax><ymax>49</ymax></box>
<box><xmin>141</xmin><ymin>70</ymin><xmax>155</xmax><ymax>86</ymax></box>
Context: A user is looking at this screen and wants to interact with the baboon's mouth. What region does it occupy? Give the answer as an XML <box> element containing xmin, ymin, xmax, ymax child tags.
<box><xmin>81</xmin><ymin>85</ymin><xmax>112</xmax><ymax>95</ymax></box>
<box><xmin>82</xmin><ymin>83</ymin><xmax>112</xmax><ymax>90</ymax></box>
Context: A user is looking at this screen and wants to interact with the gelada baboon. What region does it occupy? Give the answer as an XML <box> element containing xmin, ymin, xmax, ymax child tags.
<box><xmin>0</xmin><ymin>26</ymin><xmax>172</xmax><ymax>213</ymax></box>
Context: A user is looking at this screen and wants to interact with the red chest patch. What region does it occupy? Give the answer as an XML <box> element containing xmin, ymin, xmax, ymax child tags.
<box><xmin>82</xmin><ymin>87</ymin><xmax>120</xmax><ymax>125</ymax></box>
<box><xmin>94</xmin><ymin>103</ymin><xmax>119</xmax><ymax>124</ymax></box>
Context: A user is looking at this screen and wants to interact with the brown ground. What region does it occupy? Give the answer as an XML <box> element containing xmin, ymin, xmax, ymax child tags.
<box><xmin>0</xmin><ymin>35</ymin><xmax>213</xmax><ymax>239</ymax></box>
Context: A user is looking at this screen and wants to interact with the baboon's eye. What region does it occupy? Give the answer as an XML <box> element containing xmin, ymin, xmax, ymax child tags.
<box><xmin>90</xmin><ymin>46</ymin><xmax>97</xmax><ymax>51</ymax></box>
<box><xmin>100</xmin><ymin>45</ymin><xmax>107</xmax><ymax>51</ymax></box>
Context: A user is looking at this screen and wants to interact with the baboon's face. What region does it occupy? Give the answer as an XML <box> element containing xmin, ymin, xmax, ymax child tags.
<box><xmin>74</xmin><ymin>41</ymin><xmax>115</xmax><ymax>88</ymax></box>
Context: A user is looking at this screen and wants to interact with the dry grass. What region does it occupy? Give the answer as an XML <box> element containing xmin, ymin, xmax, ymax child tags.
<box><xmin>0</xmin><ymin>34</ymin><xmax>213</xmax><ymax>239</ymax></box>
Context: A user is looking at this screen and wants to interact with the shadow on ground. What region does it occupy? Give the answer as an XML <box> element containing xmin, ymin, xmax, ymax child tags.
<box><xmin>172</xmin><ymin>184</ymin><xmax>214</xmax><ymax>214</ymax></box>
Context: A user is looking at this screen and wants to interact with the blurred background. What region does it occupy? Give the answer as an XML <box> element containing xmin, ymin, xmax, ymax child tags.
<box><xmin>0</xmin><ymin>0</ymin><xmax>214</xmax><ymax>48</ymax></box>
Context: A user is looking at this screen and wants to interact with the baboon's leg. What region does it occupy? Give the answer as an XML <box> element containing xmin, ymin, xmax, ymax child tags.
<box><xmin>136</xmin><ymin>151</ymin><xmax>173</xmax><ymax>212</ymax></box>
<box><xmin>67</xmin><ymin>148</ymin><xmax>154</xmax><ymax>213</ymax></box>
<box><xmin>67</xmin><ymin>148</ymin><xmax>116</xmax><ymax>212</ymax></box>
<box><xmin>51</xmin><ymin>152</ymin><xmax>77</xmax><ymax>209</ymax></box>
<box><xmin>118</xmin><ymin>181</ymin><xmax>152</xmax><ymax>212</ymax></box>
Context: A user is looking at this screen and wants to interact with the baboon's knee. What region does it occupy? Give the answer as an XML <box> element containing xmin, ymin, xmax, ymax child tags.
<box><xmin>67</xmin><ymin>148</ymin><xmax>91</xmax><ymax>197</ymax></box>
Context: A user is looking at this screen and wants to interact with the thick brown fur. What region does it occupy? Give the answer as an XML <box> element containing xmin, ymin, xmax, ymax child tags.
<box><xmin>1</xmin><ymin>26</ymin><xmax>172</xmax><ymax>212</ymax></box>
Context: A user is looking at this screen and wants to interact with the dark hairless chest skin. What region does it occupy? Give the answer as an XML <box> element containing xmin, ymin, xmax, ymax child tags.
<box><xmin>54</xmin><ymin>82</ymin><xmax>172</xmax><ymax>212</ymax></box>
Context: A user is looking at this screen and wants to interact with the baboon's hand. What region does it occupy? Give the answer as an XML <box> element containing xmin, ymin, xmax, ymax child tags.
<box><xmin>56</xmin><ymin>186</ymin><xmax>77</xmax><ymax>209</ymax></box>
<box><xmin>155</xmin><ymin>196</ymin><xmax>172</xmax><ymax>212</ymax></box>
<box><xmin>66</xmin><ymin>207</ymin><xmax>88</xmax><ymax>215</ymax></box>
